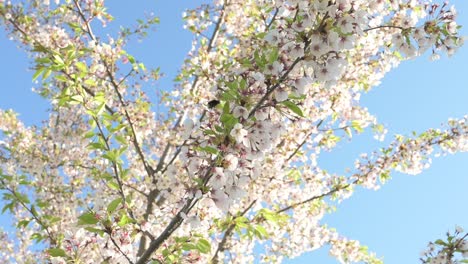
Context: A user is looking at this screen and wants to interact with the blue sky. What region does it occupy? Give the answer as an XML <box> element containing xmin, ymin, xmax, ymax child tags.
<box><xmin>0</xmin><ymin>1</ymin><xmax>467</xmax><ymax>263</ymax></box>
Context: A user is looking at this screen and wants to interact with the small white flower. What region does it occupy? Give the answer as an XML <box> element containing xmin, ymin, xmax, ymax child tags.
<box><xmin>294</xmin><ymin>77</ymin><xmax>312</xmax><ymax>95</ymax></box>
<box><xmin>275</xmin><ymin>87</ymin><xmax>288</xmax><ymax>102</ymax></box>
<box><xmin>140</xmin><ymin>221</ymin><xmax>150</xmax><ymax>232</ymax></box>
<box><xmin>211</xmin><ymin>190</ymin><xmax>230</xmax><ymax>211</ymax></box>
<box><xmin>255</xmin><ymin>107</ymin><xmax>268</xmax><ymax>121</ymax></box>
<box><xmin>233</xmin><ymin>106</ymin><xmax>248</xmax><ymax>119</ymax></box>
<box><xmin>252</xmin><ymin>72</ymin><xmax>265</xmax><ymax>82</ymax></box>
<box><xmin>265</xmin><ymin>61</ymin><xmax>284</xmax><ymax>76</ymax></box>
<box><xmin>230</xmin><ymin>123</ymin><xmax>249</xmax><ymax>146</ymax></box>
<box><xmin>265</xmin><ymin>29</ymin><xmax>281</xmax><ymax>45</ymax></box>
<box><xmin>186</xmin><ymin>215</ymin><xmax>202</xmax><ymax>228</ymax></box>
<box><xmin>210</xmin><ymin>167</ymin><xmax>225</xmax><ymax>189</ymax></box>
<box><xmin>224</xmin><ymin>154</ymin><xmax>238</xmax><ymax>171</ymax></box>
<box><xmin>225</xmin><ymin>184</ymin><xmax>246</xmax><ymax>200</ymax></box>
<box><xmin>429</xmin><ymin>53</ymin><xmax>441</xmax><ymax>61</ymax></box>
<box><xmin>182</xmin><ymin>118</ymin><xmax>195</xmax><ymax>139</ymax></box>
<box><xmin>459</xmin><ymin>240</ymin><xmax>468</xmax><ymax>258</ymax></box>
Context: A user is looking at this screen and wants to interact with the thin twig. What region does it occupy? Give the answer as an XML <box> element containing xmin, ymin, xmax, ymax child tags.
<box><xmin>108</xmin><ymin>235</ymin><xmax>135</xmax><ymax>264</ymax></box>
<box><xmin>286</xmin><ymin>119</ymin><xmax>324</xmax><ymax>162</ymax></box>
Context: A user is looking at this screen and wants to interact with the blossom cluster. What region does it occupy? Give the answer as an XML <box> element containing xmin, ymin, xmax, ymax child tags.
<box><xmin>420</xmin><ymin>226</ymin><xmax>468</xmax><ymax>264</ymax></box>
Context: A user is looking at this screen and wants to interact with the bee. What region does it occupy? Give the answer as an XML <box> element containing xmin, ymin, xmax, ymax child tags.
<box><xmin>207</xmin><ymin>99</ymin><xmax>220</xmax><ymax>109</ymax></box>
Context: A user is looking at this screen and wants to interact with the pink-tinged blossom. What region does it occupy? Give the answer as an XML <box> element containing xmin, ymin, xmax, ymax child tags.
<box><xmin>265</xmin><ymin>61</ymin><xmax>284</xmax><ymax>76</ymax></box>
<box><xmin>308</xmin><ymin>36</ymin><xmax>329</xmax><ymax>58</ymax></box>
<box><xmin>182</xmin><ymin>118</ymin><xmax>195</xmax><ymax>140</ymax></box>
<box><xmin>232</xmin><ymin>106</ymin><xmax>248</xmax><ymax>119</ymax></box>
<box><xmin>251</xmin><ymin>72</ymin><xmax>265</xmax><ymax>82</ymax></box>
<box><xmin>337</xmin><ymin>15</ymin><xmax>355</xmax><ymax>34</ymax></box>
<box><xmin>283</xmin><ymin>42</ymin><xmax>305</xmax><ymax>59</ymax></box>
<box><xmin>211</xmin><ymin>190</ymin><xmax>230</xmax><ymax>211</ymax></box>
<box><xmin>264</xmin><ymin>29</ymin><xmax>282</xmax><ymax>45</ymax></box>
<box><xmin>254</xmin><ymin>107</ymin><xmax>269</xmax><ymax>121</ymax></box>
<box><xmin>225</xmin><ymin>184</ymin><xmax>246</xmax><ymax>200</ymax></box>
<box><xmin>224</xmin><ymin>154</ymin><xmax>238</xmax><ymax>171</ymax></box>
<box><xmin>294</xmin><ymin>77</ymin><xmax>312</xmax><ymax>95</ymax></box>
<box><xmin>275</xmin><ymin>87</ymin><xmax>288</xmax><ymax>102</ymax></box>
<box><xmin>210</xmin><ymin>167</ymin><xmax>226</xmax><ymax>189</ymax></box>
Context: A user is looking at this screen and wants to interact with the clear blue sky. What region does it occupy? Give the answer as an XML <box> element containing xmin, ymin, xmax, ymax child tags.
<box><xmin>0</xmin><ymin>1</ymin><xmax>467</xmax><ymax>263</ymax></box>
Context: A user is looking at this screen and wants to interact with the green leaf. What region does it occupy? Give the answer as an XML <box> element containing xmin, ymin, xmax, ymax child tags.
<box><xmin>351</xmin><ymin>120</ymin><xmax>364</xmax><ymax>133</ymax></box>
<box><xmin>223</xmin><ymin>101</ymin><xmax>230</xmax><ymax>114</ymax></box>
<box><xmin>203</xmin><ymin>129</ymin><xmax>217</xmax><ymax>136</ymax></box>
<box><xmin>1</xmin><ymin>202</ymin><xmax>14</xmax><ymax>214</ymax></box>
<box><xmin>102</xmin><ymin>151</ymin><xmax>117</xmax><ymax>163</ymax></box>
<box><xmin>235</xmin><ymin>221</ymin><xmax>248</xmax><ymax>229</ymax></box>
<box><xmin>71</xmin><ymin>95</ymin><xmax>84</xmax><ymax>104</ymax></box>
<box><xmin>17</xmin><ymin>219</ymin><xmax>31</xmax><ymax>228</ymax></box>
<box><xmin>281</xmin><ymin>101</ymin><xmax>304</xmax><ymax>117</ymax></box>
<box><xmin>127</xmin><ymin>55</ymin><xmax>136</xmax><ymax>64</ymax></box>
<box><xmin>253</xmin><ymin>225</ymin><xmax>268</xmax><ymax>239</ymax></box>
<box><xmin>43</xmin><ymin>214</ymin><xmax>61</xmax><ymax>225</ymax></box>
<box><xmin>196</xmin><ymin>238</ymin><xmax>211</xmax><ymax>254</ymax></box>
<box><xmin>31</xmin><ymin>232</ymin><xmax>45</xmax><ymax>243</ymax></box>
<box><xmin>239</xmin><ymin>78</ymin><xmax>247</xmax><ymax>89</ymax></box>
<box><xmin>33</xmin><ymin>67</ymin><xmax>45</xmax><ymax>81</ymax></box>
<box><xmin>48</xmin><ymin>248</ymin><xmax>67</xmax><ymax>257</ymax></box>
<box><xmin>269</xmin><ymin>47</ymin><xmax>279</xmax><ymax>63</ymax></box>
<box><xmin>88</xmin><ymin>142</ymin><xmax>106</xmax><ymax>150</ymax></box>
<box><xmin>118</xmin><ymin>213</ymin><xmax>133</xmax><ymax>227</ymax></box>
<box><xmin>182</xmin><ymin>243</ymin><xmax>197</xmax><ymax>251</ymax></box>
<box><xmin>107</xmin><ymin>198</ymin><xmax>123</xmax><ymax>214</ymax></box>
<box><xmin>393</xmin><ymin>50</ymin><xmax>403</xmax><ymax>60</ymax></box>
<box><xmin>96</xmin><ymin>102</ymin><xmax>106</xmax><ymax>116</ymax></box>
<box><xmin>344</xmin><ymin>127</ymin><xmax>352</xmax><ymax>137</ymax></box>
<box><xmin>35</xmin><ymin>57</ymin><xmax>51</xmax><ymax>64</ymax></box>
<box><xmin>85</xmin><ymin>227</ymin><xmax>106</xmax><ymax>236</ymax></box>
<box><xmin>115</xmin><ymin>134</ymin><xmax>128</xmax><ymax>145</ymax></box>
<box><xmin>197</xmin><ymin>146</ymin><xmax>219</xmax><ymax>155</ymax></box>
<box><xmin>33</xmin><ymin>45</ymin><xmax>48</xmax><ymax>53</ymax></box>
<box><xmin>52</xmin><ymin>54</ymin><xmax>65</xmax><ymax>66</ymax></box>
<box><xmin>55</xmin><ymin>75</ymin><xmax>68</xmax><ymax>82</ymax></box>
<box><xmin>78</xmin><ymin>212</ymin><xmax>99</xmax><ymax>225</ymax></box>
<box><xmin>16</xmin><ymin>193</ymin><xmax>30</xmax><ymax>204</ymax></box>
<box><xmin>220</xmin><ymin>113</ymin><xmax>238</xmax><ymax>129</ymax></box>
<box><xmin>75</xmin><ymin>62</ymin><xmax>88</xmax><ymax>73</ymax></box>
<box><xmin>43</xmin><ymin>68</ymin><xmax>52</xmax><ymax>80</ymax></box>
<box><xmin>226</xmin><ymin>80</ymin><xmax>238</xmax><ymax>91</ymax></box>
<box><xmin>434</xmin><ymin>239</ymin><xmax>447</xmax><ymax>246</ymax></box>
<box><xmin>254</xmin><ymin>50</ymin><xmax>266</xmax><ymax>69</ymax></box>
<box><xmin>84</xmin><ymin>79</ymin><xmax>97</xmax><ymax>87</ymax></box>
<box><xmin>107</xmin><ymin>181</ymin><xmax>120</xmax><ymax>191</ymax></box>
<box><xmin>84</xmin><ymin>131</ymin><xmax>95</xmax><ymax>139</ymax></box>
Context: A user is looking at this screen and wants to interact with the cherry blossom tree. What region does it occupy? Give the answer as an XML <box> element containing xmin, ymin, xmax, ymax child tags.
<box><xmin>0</xmin><ymin>0</ymin><xmax>467</xmax><ymax>263</ymax></box>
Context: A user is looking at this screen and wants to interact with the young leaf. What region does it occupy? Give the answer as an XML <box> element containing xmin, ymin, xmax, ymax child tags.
<box><xmin>75</xmin><ymin>61</ymin><xmax>88</xmax><ymax>73</ymax></box>
<box><xmin>33</xmin><ymin>67</ymin><xmax>45</xmax><ymax>81</ymax></box>
<box><xmin>196</xmin><ymin>238</ymin><xmax>211</xmax><ymax>254</ymax></box>
<box><xmin>48</xmin><ymin>248</ymin><xmax>67</xmax><ymax>257</ymax></box>
<box><xmin>107</xmin><ymin>197</ymin><xmax>123</xmax><ymax>214</ymax></box>
<box><xmin>281</xmin><ymin>101</ymin><xmax>304</xmax><ymax>117</ymax></box>
<box><xmin>118</xmin><ymin>213</ymin><xmax>133</xmax><ymax>227</ymax></box>
<box><xmin>78</xmin><ymin>212</ymin><xmax>99</xmax><ymax>225</ymax></box>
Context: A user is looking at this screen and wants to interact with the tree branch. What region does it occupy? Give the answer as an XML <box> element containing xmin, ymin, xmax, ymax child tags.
<box><xmin>211</xmin><ymin>199</ymin><xmax>257</xmax><ymax>264</ymax></box>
